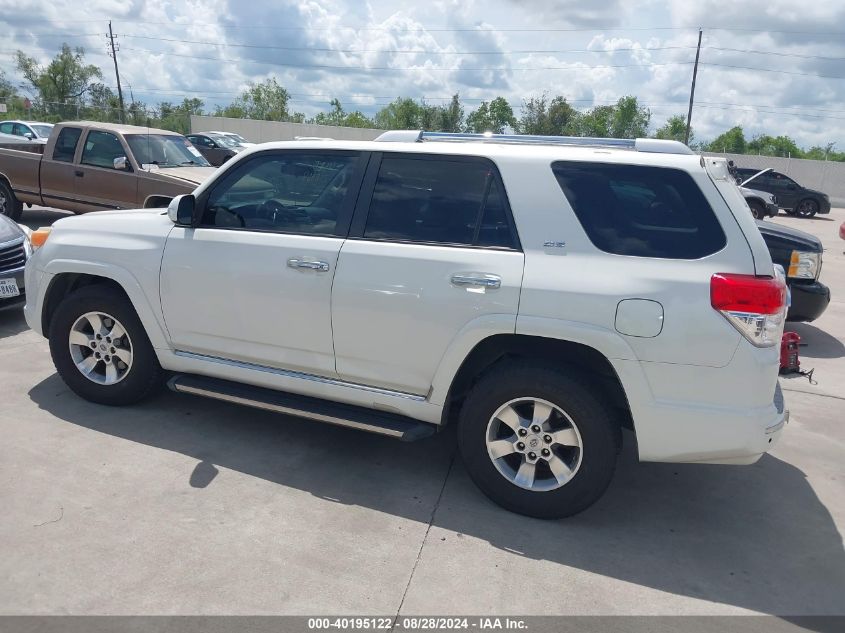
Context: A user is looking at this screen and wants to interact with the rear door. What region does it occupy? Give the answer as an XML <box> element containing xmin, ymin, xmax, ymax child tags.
<box><xmin>331</xmin><ymin>153</ymin><xmax>524</xmax><ymax>395</ymax></box>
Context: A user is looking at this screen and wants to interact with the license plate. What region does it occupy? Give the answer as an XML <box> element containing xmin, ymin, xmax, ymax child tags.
<box><xmin>0</xmin><ymin>278</ymin><xmax>20</xmax><ymax>298</ymax></box>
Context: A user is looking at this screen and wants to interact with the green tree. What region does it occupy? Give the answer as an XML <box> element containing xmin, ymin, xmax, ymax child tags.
<box><xmin>574</xmin><ymin>105</ymin><xmax>614</xmax><ymax>137</ymax></box>
<box><xmin>705</xmin><ymin>126</ymin><xmax>748</xmax><ymax>154</ymax></box>
<box><xmin>221</xmin><ymin>78</ymin><xmax>292</xmax><ymax>121</ymax></box>
<box><xmin>312</xmin><ymin>99</ymin><xmax>374</xmax><ymax>128</ymax></box>
<box><xmin>654</xmin><ymin>114</ymin><xmax>691</xmax><ymax>144</ymax></box>
<box><xmin>803</xmin><ymin>143</ymin><xmax>843</xmax><ymax>162</ymax></box>
<box><xmin>518</xmin><ymin>94</ymin><xmax>578</xmax><ymax>135</ymax></box>
<box><xmin>466</xmin><ymin>97</ymin><xmax>515</xmax><ymax>133</ymax></box>
<box><xmin>610</xmin><ymin>96</ymin><xmax>650</xmax><ymax>139</ymax></box>
<box><xmin>0</xmin><ymin>70</ymin><xmax>25</xmax><ymax>117</ymax></box>
<box><xmin>437</xmin><ymin>94</ymin><xmax>464</xmax><ymax>132</ymax></box>
<box><xmin>373</xmin><ymin>97</ymin><xmax>425</xmax><ymax>129</ymax></box>
<box><xmin>747</xmin><ymin>134</ymin><xmax>803</xmax><ymax>158</ymax></box>
<box><xmin>157</xmin><ymin>98</ymin><xmax>205</xmax><ymax>133</ymax></box>
<box><xmin>15</xmin><ymin>44</ymin><xmax>102</xmax><ymax>117</ymax></box>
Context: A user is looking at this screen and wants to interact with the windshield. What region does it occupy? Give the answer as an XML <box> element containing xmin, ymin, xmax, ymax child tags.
<box><xmin>31</xmin><ymin>124</ymin><xmax>54</xmax><ymax>138</ymax></box>
<box><xmin>209</xmin><ymin>134</ymin><xmax>240</xmax><ymax>149</ymax></box>
<box><xmin>125</xmin><ymin>134</ymin><xmax>211</xmax><ymax>167</ymax></box>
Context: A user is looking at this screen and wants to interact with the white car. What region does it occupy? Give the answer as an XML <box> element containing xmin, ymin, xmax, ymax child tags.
<box><xmin>0</xmin><ymin>120</ymin><xmax>54</xmax><ymax>144</ymax></box>
<box><xmin>23</xmin><ymin>131</ymin><xmax>788</xmax><ymax>518</ymax></box>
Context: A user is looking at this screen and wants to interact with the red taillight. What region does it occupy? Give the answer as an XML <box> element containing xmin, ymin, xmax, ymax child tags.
<box><xmin>711</xmin><ymin>273</ymin><xmax>786</xmax><ymax>315</ymax></box>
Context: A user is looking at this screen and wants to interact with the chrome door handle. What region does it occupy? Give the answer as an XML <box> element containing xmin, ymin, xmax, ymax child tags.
<box><xmin>450</xmin><ymin>273</ymin><xmax>502</xmax><ymax>289</ymax></box>
<box><xmin>287</xmin><ymin>258</ymin><xmax>330</xmax><ymax>272</ymax></box>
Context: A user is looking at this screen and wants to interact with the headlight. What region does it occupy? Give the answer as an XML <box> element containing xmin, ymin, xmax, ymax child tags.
<box><xmin>788</xmin><ymin>250</ymin><xmax>821</xmax><ymax>279</ymax></box>
<box><xmin>769</xmin><ymin>194</ymin><xmax>777</xmax><ymax>205</ymax></box>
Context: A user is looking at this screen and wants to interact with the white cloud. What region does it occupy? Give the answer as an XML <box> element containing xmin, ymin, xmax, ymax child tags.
<box><xmin>1</xmin><ymin>0</ymin><xmax>844</xmax><ymax>148</ymax></box>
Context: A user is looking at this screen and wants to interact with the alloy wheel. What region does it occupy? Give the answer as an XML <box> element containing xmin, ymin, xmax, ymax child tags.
<box><xmin>485</xmin><ymin>397</ymin><xmax>583</xmax><ymax>492</ymax></box>
<box><xmin>68</xmin><ymin>311</ymin><xmax>134</xmax><ymax>385</ymax></box>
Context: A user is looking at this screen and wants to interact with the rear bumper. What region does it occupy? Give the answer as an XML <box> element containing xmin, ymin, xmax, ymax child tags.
<box><xmin>787</xmin><ymin>280</ymin><xmax>830</xmax><ymax>322</ymax></box>
<box><xmin>612</xmin><ymin>341</ymin><xmax>787</xmax><ymax>465</ymax></box>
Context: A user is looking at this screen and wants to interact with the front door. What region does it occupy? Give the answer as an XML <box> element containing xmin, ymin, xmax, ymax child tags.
<box><xmin>74</xmin><ymin>129</ymin><xmax>139</xmax><ymax>211</ymax></box>
<box><xmin>160</xmin><ymin>149</ymin><xmax>366</xmax><ymax>377</ymax></box>
<box><xmin>331</xmin><ymin>153</ymin><xmax>525</xmax><ymax>395</ymax></box>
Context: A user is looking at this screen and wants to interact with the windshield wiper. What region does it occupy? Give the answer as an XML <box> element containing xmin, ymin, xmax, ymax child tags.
<box><xmin>180</xmin><ymin>160</ymin><xmax>201</xmax><ymax>166</ymax></box>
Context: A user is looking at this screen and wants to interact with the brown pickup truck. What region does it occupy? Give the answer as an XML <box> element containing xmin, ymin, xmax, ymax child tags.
<box><xmin>0</xmin><ymin>121</ymin><xmax>217</xmax><ymax>220</ymax></box>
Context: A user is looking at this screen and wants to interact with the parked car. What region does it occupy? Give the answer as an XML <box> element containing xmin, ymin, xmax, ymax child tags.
<box><xmin>0</xmin><ymin>213</ymin><xmax>30</xmax><ymax>311</ymax></box>
<box><xmin>0</xmin><ymin>120</ymin><xmax>54</xmax><ymax>144</ymax></box>
<box><xmin>756</xmin><ymin>220</ymin><xmax>829</xmax><ymax>322</ymax></box>
<box><xmin>740</xmin><ymin>185</ymin><xmax>778</xmax><ymax>219</ymax></box>
<box><xmin>735</xmin><ymin>167</ymin><xmax>831</xmax><ymax>217</ymax></box>
<box><xmin>207</xmin><ymin>131</ymin><xmax>256</xmax><ymax>147</ymax></box>
<box><xmin>185</xmin><ymin>132</ymin><xmax>243</xmax><ymax>166</ymax></box>
<box><xmin>0</xmin><ymin>121</ymin><xmax>215</xmax><ymax>220</ymax></box>
<box><xmin>23</xmin><ymin>131</ymin><xmax>789</xmax><ymax>518</ymax></box>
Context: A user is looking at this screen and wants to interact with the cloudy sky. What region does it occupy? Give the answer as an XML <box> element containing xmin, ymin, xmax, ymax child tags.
<box><xmin>1</xmin><ymin>0</ymin><xmax>844</xmax><ymax>148</ymax></box>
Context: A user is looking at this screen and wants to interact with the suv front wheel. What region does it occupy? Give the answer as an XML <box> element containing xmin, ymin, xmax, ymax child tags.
<box><xmin>49</xmin><ymin>285</ymin><xmax>163</xmax><ymax>405</ymax></box>
<box><xmin>458</xmin><ymin>363</ymin><xmax>619</xmax><ymax>518</ymax></box>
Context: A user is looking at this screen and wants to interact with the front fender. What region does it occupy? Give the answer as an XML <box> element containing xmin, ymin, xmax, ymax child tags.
<box><xmin>41</xmin><ymin>259</ymin><xmax>170</xmax><ymax>351</ymax></box>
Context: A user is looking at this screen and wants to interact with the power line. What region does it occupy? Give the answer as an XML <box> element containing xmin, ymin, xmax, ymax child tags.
<box><xmin>701</xmin><ymin>62</ymin><xmax>845</xmax><ymax>79</ymax></box>
<box><xmin>118</xmin><ymin>34</ymin><xmax>696</xmax><ymax>55</ymax></box>
<box><xmin>119</xmin><ymin>46</ymin><xmax>694</xmax><ymax>71</ymax></box>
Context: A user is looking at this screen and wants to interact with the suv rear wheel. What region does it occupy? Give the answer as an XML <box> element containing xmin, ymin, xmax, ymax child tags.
<box><xmin>458</xmin><ymin>363</ymin><xmax>619</xmax><ymax>518</ymax></box>
<box><xmin>49</xmin><ymin>285</ymin><xmax>163</xmax><ymax>405</ymax></box>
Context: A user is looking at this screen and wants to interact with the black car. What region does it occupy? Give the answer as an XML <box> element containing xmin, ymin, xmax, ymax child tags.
<box><xmin>736</xmin><ymin>168</ymin><xmax>831</xmax><ymax>217</ymax></box>
<box><xmin>0</xmin><ymin>214</ymin><xmax>29</xmax><ymax>311</ymax></box>
<box><xmin>756</xmin><ymin>220</ymin><xmax>830</xmax><ymax>322</ymax></box>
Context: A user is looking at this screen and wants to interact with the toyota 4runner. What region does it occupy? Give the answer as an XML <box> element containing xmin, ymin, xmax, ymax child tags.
<box><xmin>23</xmin><ymin>131</ymin><xmax>789</xmax><ymax>518</ymax></box>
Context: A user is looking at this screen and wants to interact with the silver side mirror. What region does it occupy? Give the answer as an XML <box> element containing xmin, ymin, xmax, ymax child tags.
<box><xmin>113</xmin><ymin>156</ymin><xmax>130</xmax><ymax>171</ymax></box>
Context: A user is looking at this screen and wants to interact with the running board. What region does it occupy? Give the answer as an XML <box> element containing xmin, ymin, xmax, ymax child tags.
<box><xmin>167</xmin><ymin>374</ymin><xmax>437</xmax><ymax>441</ymax></box>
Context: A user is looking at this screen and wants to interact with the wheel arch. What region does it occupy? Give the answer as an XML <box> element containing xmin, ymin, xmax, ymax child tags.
<box><xmin>40</xmin><ymin>264</ymin><xmax>170</xmax><ymax>350</ymax></box>
<box><xmin>440</xmin><ymin>332</ymin><xmax>636</xmax><ymax>438</ymax></box>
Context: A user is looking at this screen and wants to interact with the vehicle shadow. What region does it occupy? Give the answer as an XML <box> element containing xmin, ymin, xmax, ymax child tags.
<box><xmin>0</xmin><ymin>308</ymin><xmax>29</xmax><ymax>339</ymax></box>
<box><xmin>19</xmin><ymin>207</ymin><xmax>73</xmax><ymax>230</ymax></box>
<box><xmin>788</xmin><ymin>322</ymin><xmax>845</xmax><ymax>359</ymax></box>
<box><xmin>27</xmin><ymin>374</ymin><xmax>845</xmax><ymax>623</ymax></box>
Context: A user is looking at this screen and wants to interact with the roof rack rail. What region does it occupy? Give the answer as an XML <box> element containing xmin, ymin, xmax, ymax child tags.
<box><xmin>373</xmin><ymin>130</ymin><xmax>694</xmax><ymax>155</ymax></box>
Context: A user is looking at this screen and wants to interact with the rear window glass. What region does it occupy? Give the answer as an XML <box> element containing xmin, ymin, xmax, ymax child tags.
<box><xmin>51</xmin><ymin>127</ymin><xmax>82</xmax><ymax>163</ymax></box>
<box><xmin>552</xmin><ymin>162</ymin><xmax>726</xmax><ymax>259</ymax></box>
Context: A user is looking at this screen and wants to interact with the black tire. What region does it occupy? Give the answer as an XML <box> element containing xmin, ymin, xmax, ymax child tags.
<box><xmin>748</xmin><ymin>200</ymin><xmax>765</xmax><ymax>220</ymax></box>
<box><xmin>0</xmin><ymin>180</ymin><xmax>23</xmax><ymax>221</ymax></box>
<box><xmin>795</xmin><ymin>198</ymin><xmax>819</xmax><ymax>217</ymax></box>
<box><xmin>48</xmin><ymin>285</ymin><xmax>163</xmax><ymax>406</ymax></box>
<box><xmin>458</xmin><ymin>362</ymin><xmax>620</xmax><ymax>519</ymax></box>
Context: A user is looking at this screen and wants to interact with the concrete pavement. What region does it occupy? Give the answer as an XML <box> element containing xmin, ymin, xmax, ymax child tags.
<box><xmin>0</xmin><ymin>206</ymin><xmax>843</xmax><ymax>619</ymax></box>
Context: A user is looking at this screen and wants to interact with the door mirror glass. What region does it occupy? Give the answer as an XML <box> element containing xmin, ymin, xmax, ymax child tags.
<box><xmin>24</xmin><ymin>132</ymin><xmax>35</xmax><ymax>140</ymax></box>
<box><xmin>168</xmin><ymin>194</ymin><xmax>197</xmax><ymax>226</ymax></box>
<box><xmin>113</xmin><ymin>156</ymin><xmax>131</xmax><ymax>171</ymax></box>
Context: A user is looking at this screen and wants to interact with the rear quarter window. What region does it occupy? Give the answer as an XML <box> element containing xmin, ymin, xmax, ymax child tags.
<box><xmin>552</xmin><ymin>161</ymin><xmax>726</xmax><ymax>259</ymax></box>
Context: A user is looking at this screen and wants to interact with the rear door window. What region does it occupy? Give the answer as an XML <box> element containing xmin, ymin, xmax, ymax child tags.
<box><xmin>362</xmin><ymin>156</ymin><xmax>518</xmax><ymax>249</ymax></box>
<box><xmin>552</xmin><ymin>162</ymin><xmax>726</xmax><ymax>259</ymax></box>
<box><xmin>51</xmin><ymin>127</ymin><xmax>83</xmax><ymax>163</ymax></box>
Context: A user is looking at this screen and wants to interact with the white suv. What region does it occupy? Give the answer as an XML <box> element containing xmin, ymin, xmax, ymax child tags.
<box><xmin>23</xmin><ymin>131</ymin><xmax>789</xmax><ymax>518</ymax></box>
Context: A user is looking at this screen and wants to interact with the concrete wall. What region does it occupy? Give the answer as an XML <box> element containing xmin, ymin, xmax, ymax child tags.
<box><xmin>190</xmin><ymin>115</ymin><xmax>383</xmax><ymax>143</ymax></box>
<box><xmin>705</xmin><ymin>152</ymin><xmax>845</xmax><ymax>207</ymax></box>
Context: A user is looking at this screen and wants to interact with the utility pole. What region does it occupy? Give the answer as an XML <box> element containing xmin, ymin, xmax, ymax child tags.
<box><xmin>684</xmin><ymin>28</ymin><xmax>702</xmax><ymax>146</ymax></box>
<box><xmin>107</xmin><ymin>21</ymin><xmax>126</xmax><ymax>122</ymax></box>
